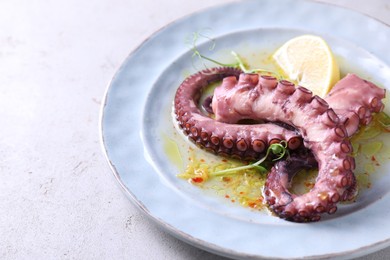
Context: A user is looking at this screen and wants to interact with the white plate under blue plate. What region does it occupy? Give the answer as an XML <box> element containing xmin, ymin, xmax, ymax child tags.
<box><xmin>100</xmin><ymin>0</ymin><xmax>390</xmax><ymax>259</ymax></box>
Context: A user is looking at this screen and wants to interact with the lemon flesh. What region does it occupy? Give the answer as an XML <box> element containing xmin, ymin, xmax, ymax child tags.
<box><xmin>273</xmin><ymin>35</ymin><xmax>340</xmax><ymax>97</ymax></box>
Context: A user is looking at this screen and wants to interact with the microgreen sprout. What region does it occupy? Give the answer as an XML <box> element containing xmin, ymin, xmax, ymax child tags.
<box><xmin>188</xmin><ymin>30</ymin><xmax>238</xmax><ymax>69</ymax></box>
<box><xmin>188</xmin><ymin>31</ymin><xmax>281</xmax><ymax>78</ymax></box>
<box><xmin>210</xmin><ymin>141</ymin><xmax>289</xmax><ymax>177</ymax></box>
<box><xmin>231</xmin><ymin>51</ymin><xmax>278</xmax><ymax>75</ymax></box>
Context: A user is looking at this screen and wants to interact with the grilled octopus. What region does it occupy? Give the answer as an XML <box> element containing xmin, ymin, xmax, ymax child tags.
<box><xmin>174</xmin><ymin>67</ymin><xmax>386</xmax><ymax>222</ymax></box>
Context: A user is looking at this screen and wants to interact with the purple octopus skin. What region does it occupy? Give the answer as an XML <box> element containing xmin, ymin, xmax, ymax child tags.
<box><xmin>212</xmin><ymin>72</ymin><xmax>385</xmax><ymax>222</ymax></box>
<box><xmin>264</xmin><ymin>74</ymin><xmax>386</xmax><ymax>221</ymax></box>
<box><xmin>326</xmin><ymin>73</ymin><xmax>386</xmax><ymax>136</ymax></box>
<box><xmin>267</xmin><ymin>152</ymin><xmax>359</xmax><ymax>222</ymax></box>
<box><xmin>267</xmin><ymin>152</ymin><xmax>318</xmax><ymax>216</ymax></box>
<box><xmin>174</xmin><ymin>67</ymin><xmax>303</xmax><ymax>161</ymax></box>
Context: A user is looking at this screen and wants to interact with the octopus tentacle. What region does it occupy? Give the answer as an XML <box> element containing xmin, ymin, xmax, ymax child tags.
<box><xmin>325</xmin><ymin>73</ymin><xmax>386</xmax><ymax>136</ymax></box>
<box><xmin>174</xmin><ymin>67</ymin><xmax>303</xmax><ymax>160</ymax></box>
<box><xmin>264</xmin><ymin>151</ymin><xmax>318</xmax><ymax>221</ymax></box>
<box><xmin>211</xmin><ymin>72</ymin><xmax>385</xmax><ymax>222</ymax></box>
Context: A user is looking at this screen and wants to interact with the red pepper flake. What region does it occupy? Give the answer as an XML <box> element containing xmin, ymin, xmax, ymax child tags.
<box><xmin>305</xmin><ymin>182</ymin><xmax>314</xmax><ymax>189</ymax></box>
<box><xmin>225</xmin><ymin>194</ymin><xmax>230</xmax><ymax>199</ymax></box>
<box><xmin>222</xmin><ymin>177</ymin><xmax>231</xmax><ymax>182</ymax></box>
<box><xmin>200</xmin><ymin>159</ymin><xmax>205</xmax><ymax>163</ymax></box>
<box><xmin>371</xmin><ymin>156</ymin><xmax>381</xmax><ymax>166</ymax></box>
<box><xmin>222</xmin><ymin>159</ymin><xmax>228</xmax><ymax>163</ymax></box>
<box><xmin>248</xmin><ymin>202</ymin><xmax>257</xmax><ymax>208</ymax></box>
<box><xmin>191</xmin><ymin>177</ymin><xmax>203</xmax><ymax>183</ymax></box>
<box><xmin>231</xmin><ymin>199</ymin><xmax>235</xmax><ymax>203</ymax></box>
<box><xmin>239</xmin><ymin>191</ymin><xmax>244</xmax><ymax>195</ymax></box>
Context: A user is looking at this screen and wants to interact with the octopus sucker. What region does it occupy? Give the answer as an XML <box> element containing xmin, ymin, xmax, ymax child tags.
<box><xmin>252</xmin><ymin>139</ymin><xmax>266</xmax><ymax>153</ymax></box>
<box><xmin>174</xmin><ymin>66</ymin><xmax>386</xmax><ymax>222</ymax></box>
<box><xmin>221</xmin><ymin>136</ymin><xmax>233</xmax><ymax>148</ymax></box>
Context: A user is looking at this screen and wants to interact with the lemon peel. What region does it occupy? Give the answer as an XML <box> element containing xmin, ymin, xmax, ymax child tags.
<box><xmin>273</xmin><ymin>35</ymin><xmax>340</xmax><ymax>97</ymax></box>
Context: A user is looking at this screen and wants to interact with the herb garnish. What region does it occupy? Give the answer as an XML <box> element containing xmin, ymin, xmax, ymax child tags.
<box><xmin>188</xmin><ymin>30</ymin><xmax>280</xmax><ymax>77</ymax></box>
<box><xmin>210</xmin><ymin>141</ymin><xmax>288</xmax><ymax>177</ymax></box>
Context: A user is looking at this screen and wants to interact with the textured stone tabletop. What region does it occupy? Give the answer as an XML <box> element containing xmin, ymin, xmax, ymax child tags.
<box><xmin>0</xmin><ymin>0</ymin><xmax>389</xmax><ymax>259</ymax></box>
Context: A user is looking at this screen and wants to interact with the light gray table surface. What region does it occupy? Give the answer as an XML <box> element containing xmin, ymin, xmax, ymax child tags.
<box><xmin>1</xmin><ymin>0</ymin><xmax>389</xmax><ymax>259</ymax></box>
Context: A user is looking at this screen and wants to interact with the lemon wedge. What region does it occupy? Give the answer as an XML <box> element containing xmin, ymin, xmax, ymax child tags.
<box><xmin>272</xmin><ymin>35</ymin><xmax>340</xmax><ymax>97</ymax></box>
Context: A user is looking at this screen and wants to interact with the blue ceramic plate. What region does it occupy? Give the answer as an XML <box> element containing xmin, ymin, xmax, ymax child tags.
<box><xmin>100</xmin><ymin>0</ymin><xmax>390</xmax><ymax>259</ymax></box>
